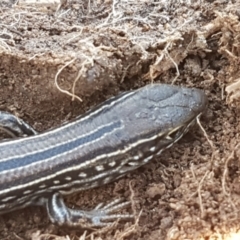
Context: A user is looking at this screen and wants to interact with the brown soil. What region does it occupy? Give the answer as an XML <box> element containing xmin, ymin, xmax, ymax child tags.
<box><xmin>1</xmin><ymin>0</ymin><xmax>240</xmax><ymax>239</ymax></box>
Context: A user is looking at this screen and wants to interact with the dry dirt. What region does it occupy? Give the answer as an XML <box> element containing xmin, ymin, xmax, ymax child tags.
<box><xmin>1</xmin><ymin>0</ymin><xmax>240</xmax><ymax>239</ymax></box>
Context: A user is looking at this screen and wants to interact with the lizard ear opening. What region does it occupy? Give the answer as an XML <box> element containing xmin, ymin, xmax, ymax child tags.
<box><xmin>165</xmin><ymin>125</ymin><xmax>184</xmax><ymax>141</ymax></box>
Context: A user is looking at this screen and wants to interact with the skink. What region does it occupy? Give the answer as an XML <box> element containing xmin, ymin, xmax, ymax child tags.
<box><xmin>0</xmin><ymin>84</ymin><xmax>207</xmax><ymax>227</ymax></box>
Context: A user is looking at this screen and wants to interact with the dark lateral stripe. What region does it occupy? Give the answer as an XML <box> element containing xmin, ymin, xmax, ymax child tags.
<box><xmin>0</xmin><ymin>121</ymin><xmax>122</xmax><ymax>171</ymax></box>
<box><xmin>0</xmin><ymin>90</ymin><xmax>135</xmax><ymax>150</ymax></box>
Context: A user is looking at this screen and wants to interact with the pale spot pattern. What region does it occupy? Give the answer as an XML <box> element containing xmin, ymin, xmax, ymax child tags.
<box><xmin>150</xmin><ymin>146</ymin><xmax>156</xmax><ymax>152</ymax></box>
<box><xmin>133</xmin><ymin>155</ymin><xmax>140</xmax><ymax>160</ymax></box>
<box><xmin>78</xmin><ymin>172</ymin><xmax>87</xmax><ymax>178</ymax></box>
<box><xmin>108</xmin><ymin>161</ymin><xmax>116</xmax><ymax>167</ymax></box>
<box><xmin>95</xmin><ymin>165</ymin><xmax>104</xmax><ymax>171</ymax></box>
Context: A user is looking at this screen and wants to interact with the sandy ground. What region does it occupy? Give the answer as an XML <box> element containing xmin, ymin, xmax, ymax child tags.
<box><xmin>1</xmin><ymin>0</ymin><xmax>240</xmax><ymax>239</ymax></box>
